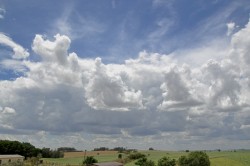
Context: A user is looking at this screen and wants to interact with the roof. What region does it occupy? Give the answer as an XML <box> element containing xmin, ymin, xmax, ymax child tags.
<box><xmin>92</xmin><ymin>162</ymin><xmax>123</xmax><ymax>166</ymax></box>
<box><xmin>0</xmin><ymin>155</ymin><xmax>24</xmax><ymax>159</ymax></box>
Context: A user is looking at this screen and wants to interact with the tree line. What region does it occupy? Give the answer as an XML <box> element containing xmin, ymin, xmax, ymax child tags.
<box><xmin>83</xmin><ymin>151</ymin><xmax>210</xmax><ymax>166</ymax></box>
<box><xmin>132</xmin><ymin>151</ymin><xmax>210</xmax><ymax>166</ymax></box>
<box><xmin>0</xmin><ymin>140</ymin><xmax>65</xmax><ymax>158</ymax></box>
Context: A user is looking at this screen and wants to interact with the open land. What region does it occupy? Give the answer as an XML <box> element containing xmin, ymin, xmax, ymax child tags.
<box><xmin>42</xmin><ymin>150</ymin><xmax>250</xmax><ymax>166</ymax></box>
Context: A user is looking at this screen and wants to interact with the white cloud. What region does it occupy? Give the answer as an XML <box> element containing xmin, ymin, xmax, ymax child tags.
<box><xmin>1</xmin><ymin>18</ymin><xmax>250</xmax><ymax>149</ymax></box>
<box><xmin>32</xmin><ymin>34</ymin><xmax>70</xmax><ymax>65</ymax></box>
<box><xmin>85</xmin><ymin>58</ymin><xmax>143</xmax><ymax>111</ymax></box>
<box><xmin>227</xmin><ymin>22</ymin><xmax>236</xmax><ymax>36</ymax></box>
<box><xmin>0</xmin><ymin>59</ymin><xmax>27</xmax><ymax>73</ymax></box>
<box><xmin>0</xmin><ymin>33</ymin><xmax>29</xmax><ymax>59</ymax></box>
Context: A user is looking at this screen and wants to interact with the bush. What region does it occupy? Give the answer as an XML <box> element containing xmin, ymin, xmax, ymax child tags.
<box><xmin>178</xmin><ymin>156</ymin><xmax>189</xmax><ymax>166</ymax></box>
<box><xmin>118</xmin><ymin>153</ymin><xmax>122</xmax><ymax>159</ymax></box>
<box><xmin>135</xmin><ymin>157</ymin><xmax>155</xmax><ymax>166</ymax></box>
<box><xmin>158</xmin><ymin>156</ymin><xmax>176</xmax><ymax>166</ymax></box>
<box><xmin>178</xmin><ymin>151</ymin><xmax>210</xmax><ymax>166</ymax></box>
<box><xmin>127</xmin><ymin>152</ymin><xmax>146</xmax><ymax>160</ymax></box>
<box><xmin>83</xmin><ymin>156</ymin><xmax>98</xmax><ymax>166</ymax></box>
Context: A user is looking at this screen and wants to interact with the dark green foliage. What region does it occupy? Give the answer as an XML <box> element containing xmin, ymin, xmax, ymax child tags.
<box><xmin>118</xmin><ymin>153</ymin><xmax>122</xmax><ymax>159</ymax></box>
<box><xmin>127</xmin><ymin>152</ymin><xmax>146</xmax><ymax>160</ymax></box>
<box><xmin>0</xmin><ymin>140</ymin><xmax>63</xmax><ymax>158</ymax></box>
<box><xmin>178</xmin><ymin>151</ymin><xmax>210</xmax><ymax>166</ymax></box>
<box><xmin>158</xmin><ymin>156</ymin><xmax>176</xmax><ymax>166</ymax></box>
<box><xmin>113</xmin><ymin>147</ymin><xmax>127</xmax><ymax>153</ymax></box>
<box><xmin>93</xmin><ymin>147</ymin><xmax>109</xmax><ymax>151</ymax></box>
<box><xmin>135</xmin><ymin>157</ymin><xmax>155</xmax><ymax>166</ymax></box>
<box><xmin>57</xmin><ymin>147</ymin><xmax>77</xmax><ymax>152</ymax></box>
<box><xmin>41</xmin><ymin>147</ymin><xmax>64</xmax><ymax>158</ymax></box>
<box><xmin>83</xmin><ymin>156</ymin><xmax>98</xmax><ymax>166</ymax></box>
<box><xmin>178</xmin><ymin>156</ymin><xmax>189</xmax><ymax>166</ymax></box>
<box><xmin>0</xmin><ymin>140</ymin><xmax>40</xmax><ymax>158</ymax></box>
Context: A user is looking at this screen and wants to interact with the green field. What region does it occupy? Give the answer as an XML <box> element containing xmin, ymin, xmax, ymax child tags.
<box><xmin>42</xmin><ymin>150</ymin><xmax>250</xmax><ymax>166</ymax></box>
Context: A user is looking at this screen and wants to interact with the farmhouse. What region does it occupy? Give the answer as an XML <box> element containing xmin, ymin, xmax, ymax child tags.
<box><xmin>91</xmin><ymin>162</ymin><xmax>123</xmax><ymax>166</ymax></box>
<box><xmin>0</xmin><ymin>155</ymin><xmax>24</xmax><ymax>165</ymax></box>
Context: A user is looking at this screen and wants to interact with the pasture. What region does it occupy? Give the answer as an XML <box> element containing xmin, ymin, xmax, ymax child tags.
<box><xmin>42</xmin><ymin>150</ymin><xmax>250</xmax><ymax>166</ymax></box>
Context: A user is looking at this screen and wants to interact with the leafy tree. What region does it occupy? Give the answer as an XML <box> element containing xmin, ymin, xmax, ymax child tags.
<box><xmin>93</xmin><ymin>147</ymin><xmax>109</xmax><ymax>151</ymax></box>
<box><xmin>41</xmin><ymin>147</ymin><xmax>63</xmax><ymax>158</ymax></box>
<box><xmin>158</xmin><ymin>156</ymin><xmax>176</xmax><ymax>166</ymax></box>
<box><xmin>58</xmin><ymin>147</ymin><xmax>77</xmax><ymax>152</ymax></box>
<box><xmin>83</xmin><ymin>156</ymin><xmax>98</xmax><ymax>166</ymax></box>
<box><xmin>127</xmin><ymin>152</ymin><xmax>146</xmax><ymax>160</ymax></box>
<box><xmin>118</xmin><ymin>153</ymin><xmax>122</xmax><ymax>159</ymax></box>
<box><xmin>113</xmin><ymin>147</ymin><xmax>126</xmax><ymax>153</ymax></box>
<box><xmin>178</xmin><ymin>151</ymin><xmax>210</xmax><ymax>166</ymax></box>
<box><xmin>0</xmin><ymin>140</ymin><xmax>40</xmax><ymax>158</ymax></box>
<box><xmin>135</xmin><ymin>157</ymin><xmax>155</xmax><ymax>166</ymax></box>
<box><xmin>178</xmin><ymin>156</ymin><xmax>189</xmax><ymax>166</ymax></box>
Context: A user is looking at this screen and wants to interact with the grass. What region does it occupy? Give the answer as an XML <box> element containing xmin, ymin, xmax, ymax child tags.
<box><xmin>43</xmin><ymin>153</ymin><xmax>119</xmax><ymax>165</ymax></box>
<box><xmin>208</xmin><ymin>151</ymin><xmax>250</xmax><ymax>166</ymax></box>
<box><xmin>42</xmin><ymin>150</ymin><xmax>250</xmax><ymax>166</ymax></box>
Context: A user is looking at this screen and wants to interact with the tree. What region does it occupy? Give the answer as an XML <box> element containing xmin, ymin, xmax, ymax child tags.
<box><xmin>135</xmin><ymin>157</ymin><xmax>155</xmax><ymax>166</ymax></box>
<box><xmin>0</xmin><ymin>140</ymin><xmax>41</xmax><ymax>158</ymax></box>
<box><xmin>58</xmin><ymin>147</ymin><xmax>77</xmax><ymax>152</ymax></box>
<box><xmin>118</xmin><ymin>154</ymin><xmax>122</xmax><ymax>159</ymax></box>
<box><xmin>113</xmin><ymin>147</ymin><xmax>126</xmax><ymax>153</ymax></box>
<box><xmin>93</xmin><ymin>147</ymin><xmax>109</xmax><ymax>151</ymax></box>
<box><xmin>83</xmin><ymin>156</ymin><xmax>98</xmax><ymax>166</ymax></box>
<box><xmin>127</xmin><ymin>152</ymin><xmax>146</xmax><ymax>160</ymax></box>
<box><xmin>178</xmin><ymin>151</ymin><xmax>210</xmax><ymax>166</ymax></box>
<box><xmin>178</xmin><ymin>156</ymin><xmax>189</xmax><ymax>166</ymax></box>
<box><xmin>158</xmin><ymin>156</ymin><xmax>176</xmax><ymax>166</ymax></box>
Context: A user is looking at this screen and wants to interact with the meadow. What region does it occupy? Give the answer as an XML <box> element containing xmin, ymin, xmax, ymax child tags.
<box><xmin>42</xmin><ymin>150</ymin><xmax>250</xmax><ymax>166</ymax></box>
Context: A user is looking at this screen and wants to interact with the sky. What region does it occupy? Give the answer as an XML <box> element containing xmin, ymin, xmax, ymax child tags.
<box><xmin>1</xmin><ymin>0</ymin><xmax>250</xmax><ymax>151</ymax></box>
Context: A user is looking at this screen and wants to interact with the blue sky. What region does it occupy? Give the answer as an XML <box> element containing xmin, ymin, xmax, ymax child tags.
<box><xmin>1</xmin><ymin>0</ymin><xmax>250</xmax><ymax>150</ymax></box>
<box><xmin>1</xmin><ymin>0</ymin><xmax>249</xmax><ymax>63</ymax></box>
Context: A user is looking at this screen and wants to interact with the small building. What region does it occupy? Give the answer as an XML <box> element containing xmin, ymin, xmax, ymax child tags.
<box><xmin>92</xmin><ymin>162</ymin><xmax>123</xmax><ymax>166</ymax></box>
<box><xmin>0</xmin><ymin>155</ymin><xmax>24</xmax><ymax>165</ymax></box>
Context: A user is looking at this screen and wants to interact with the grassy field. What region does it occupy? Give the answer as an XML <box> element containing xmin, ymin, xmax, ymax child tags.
<box><xmin>42</xmin><ymin>150</ymin><xmax>250</xmax><ymax>166</ymax></box>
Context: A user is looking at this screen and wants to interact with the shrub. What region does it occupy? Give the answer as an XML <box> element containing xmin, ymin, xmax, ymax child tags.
<box><xmin>83</xmin><ymin>156</ymin><xmax>98</xmax><ymax>166</ymax></box>
<box><xmin>135</xmin><ymin>157</ymin><xmax>155</xmax><ymax>166</ymax></box>
<box><xmin>158</xmin><ymin>156</ymin><xmax>176</xmax><ymax>166</ymax></box>
<box><xmin>127</xmin><ymin>152</ymin><xmax>146</xmax><ymax>160</ymax></box>
<box><xmin>118</xmin><ymin>153</ymin><xmax>122</xmax><ymax>159</ymax></box>
<box><xmin>178</xmin><ymin>156</ymin><xmax>189</xmax><ymax>166</ymax></box>
<box><xmin>178</xmin><ymin>151</ymin><xmax>210</xmax><ymax>166</ymax></box>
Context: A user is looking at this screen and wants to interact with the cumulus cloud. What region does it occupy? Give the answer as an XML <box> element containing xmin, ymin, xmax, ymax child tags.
<box><xmin>85</xmin><ymin>58</ymin><xmax>143</xmax><ymax>111</ymax></box>
<box><xmin>32</xmin><ymin>34</ymin><xmax>70</xmax><ymax>65</ymax></box>
<box><xmin>1</xmin><ymin>18</ymin><xmax>250</xmax><ymax>150</ymax></box>
<box><xmin>0</xmin><ymin>33</ymin><xmax>30</xmax><ymax>59</ymax></box>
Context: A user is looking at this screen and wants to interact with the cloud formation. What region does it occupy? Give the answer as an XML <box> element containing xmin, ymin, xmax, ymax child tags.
<box><xmin>1</xmin><ymin>19</ymin><xmax>250</xmax><ymax>150</ymax></box>
<box><xmin>0</xmin><ymin>33</ymin><xmax>30</xmax><ymax>59</ymax></box>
